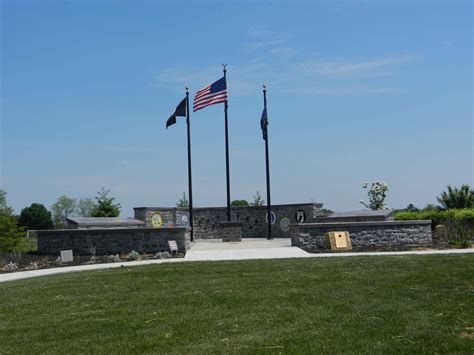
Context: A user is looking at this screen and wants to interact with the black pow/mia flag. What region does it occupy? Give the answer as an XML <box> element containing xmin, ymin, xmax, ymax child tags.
<box><xmin>166</xmin><ymin>97</ymin><xmax>187</xmax><ymax>129</ymax></box>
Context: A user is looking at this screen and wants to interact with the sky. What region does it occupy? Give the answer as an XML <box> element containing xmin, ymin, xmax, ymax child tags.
<box><xmin>1</xmin><ymin>0</ymin><xmax>473</xmax><ymax>217</ymax></box>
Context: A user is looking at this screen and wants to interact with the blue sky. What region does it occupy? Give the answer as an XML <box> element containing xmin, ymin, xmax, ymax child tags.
<box><xmin>1</xmin><ymin>0</ymin><xmax>473</xmax><ymax>216</ymax></box>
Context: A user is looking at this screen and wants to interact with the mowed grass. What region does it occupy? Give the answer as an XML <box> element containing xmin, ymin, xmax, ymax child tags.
<box><xmin>1</xmin><ymin>255</ymin><xmax>473</xmax><ymax>354</ymax></box>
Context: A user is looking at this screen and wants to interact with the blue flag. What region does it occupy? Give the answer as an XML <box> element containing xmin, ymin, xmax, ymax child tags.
<box><xmin>260</xmin><ymin>107</ymin><xmax>268</xmax><ymax>141</ymax></box>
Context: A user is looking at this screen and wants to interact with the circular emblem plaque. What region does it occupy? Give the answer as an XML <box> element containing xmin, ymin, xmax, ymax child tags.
<box><xmin>151</xmin><ymin>213</ymin><xmax>163</xmax><ymax>228</ymax></box>
<box><xmin>280</xmin><ymin>217</ymin><xmax>290</xmax><ymax>232</ymax></box>
<box><xmin>181</xmin><ymin>214</ymin><xmax>189</xmax><ymax>225</ymax></box>
<box><xmin>295</xmin><ymin>210</ymin><xmax>306</xmax><ymax>223</ymax></box>
<box><xmin>265</xmin><ymin>211</ymin><xmax>277</xmax><ymax>225</ymax></box>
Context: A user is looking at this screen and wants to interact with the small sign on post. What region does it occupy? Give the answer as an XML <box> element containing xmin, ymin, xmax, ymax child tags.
<box><xmin>60</xmin><ymin>250</ymin><xmax>74</xmax><ymax>263</ymax></box>
<box><xmin>168</xmin><ymin>240</ymin><xmax>178</xmax><ymax>255</ymax></box>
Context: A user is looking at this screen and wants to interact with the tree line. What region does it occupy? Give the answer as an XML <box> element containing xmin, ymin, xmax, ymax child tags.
<box><xmin>1</xmin><ymin>187</ymin><xmax>121</xmax><ymax>233</ymax></box>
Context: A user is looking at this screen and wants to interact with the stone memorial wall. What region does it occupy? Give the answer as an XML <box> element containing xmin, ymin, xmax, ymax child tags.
<box><xmin>290</xmin><ymin>220</ymin><xmax>432</xmax><ymax>252</ymax></box>
<box><xmin>134</xmin><ymin>203</ymin><xmax>323</xmax><ymax>239</ymax></box>
<box><xmin>37</xmin><ymin>227</ymin><xmax>189</xmax><ymax>255</ymax></box>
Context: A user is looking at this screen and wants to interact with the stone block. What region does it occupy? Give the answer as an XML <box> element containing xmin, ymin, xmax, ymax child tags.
<box><xmin>219</xmin><ymin>221</ymin><xmax>243</xmax><ymax>242</ymax></box>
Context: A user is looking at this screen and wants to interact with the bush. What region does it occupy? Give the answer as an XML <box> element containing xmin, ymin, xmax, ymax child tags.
<box><xmin>449</xmin><ymin>240</ymin><xmax>471</xmax><ymax>249</ymax></box>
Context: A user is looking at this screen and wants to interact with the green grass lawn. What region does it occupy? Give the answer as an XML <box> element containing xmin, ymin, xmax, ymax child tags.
<box><xmin>1</xmin><ymin>255</ymin><xmax>473</xmax><ymax>354</ymax></box>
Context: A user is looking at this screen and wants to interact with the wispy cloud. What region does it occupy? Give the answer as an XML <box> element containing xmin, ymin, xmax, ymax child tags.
<box><xmin>246</xmin><ymin>28</ymin><xmax>290</xmax><ymax>50</ymax></box>
<box><xmin>297</xmin><ymin>55</ymin><xmax>413</xmax><ymax>77</ymax></box>
<box><xmin>155</xmin><ymin>27</ymin><xmax>414</xmax><ymax>98</ymax></box>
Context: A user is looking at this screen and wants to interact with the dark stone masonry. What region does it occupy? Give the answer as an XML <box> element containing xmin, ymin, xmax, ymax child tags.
<box><xmin>219</xmin><ymin>221</ymin><xmax>243</xmax><ymax>242</ymax></box>
<box><xmin>134</xmin><ymin>203</ymin><xmax>322</xmax><ymax>239</ymax></box>
<box><xmin>37</xmin><ymin>227</ymin><xmax>189</xmax><ymax>255</ymax></box>
<box><xmin>290</xmin><ymin>220</ymin><xmax>432</xmax><ymax>252</ymax></box>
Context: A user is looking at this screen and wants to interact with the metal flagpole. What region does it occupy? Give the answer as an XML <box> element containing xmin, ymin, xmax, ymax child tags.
<box><xmin>186</xmin><ymin>88</ymin><xmax>194</xmax><ymax>242</ymax></box>
<box><xmin>223</xmin><ymin>64</ymin><xmax>231</xmax><ymax>221</ymax></box>
<box><xmin>263</xmin><ymin>85</ymin><xmax>272</xmax><ymax>240</ymax></box>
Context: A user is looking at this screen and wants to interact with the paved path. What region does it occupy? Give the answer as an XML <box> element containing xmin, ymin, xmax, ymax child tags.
<box><xmin>1</xmin><ymin>239</ymin><xmax>473</xmax><ymax>283</ymax></box>
<box><xmin>184</xmin><ymin>238</ymin><xmax>309</xmax><ymax>261</ymax></box>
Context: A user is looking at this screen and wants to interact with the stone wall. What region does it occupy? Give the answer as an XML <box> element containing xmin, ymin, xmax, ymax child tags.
<box><xmin>290</xmin><ymin>220</ymin><xmax>432</xmax><ymax>252</ymax></box>
<box><xmin>134</xmin><ymin>203</ymin><xmax>322</xmax><ymax>239</ymax></box>
<box><xmin>37</xmin><ymin>227</ymin><xmax>189</xmax><ymax>255</ymax></box>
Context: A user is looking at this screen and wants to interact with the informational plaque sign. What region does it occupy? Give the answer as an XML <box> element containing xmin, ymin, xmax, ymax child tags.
<box><xmin>334</xmin><ymin>232</ymin><xmax>348</xmax><ymax>248</ymax></box>
<box><xmin>60</xmin><ymin>250</ymin><xmax>74</xmax><ymax>263</ymax></box>
<box><xmin>168</xmin><ymin>240</ymin><xmax>178</xmax><ymax>254</ymax></box>
<box><xmin>325</xmin><ymin>231</ymin><xmax>352</xmax><ymax>251</ymax></box>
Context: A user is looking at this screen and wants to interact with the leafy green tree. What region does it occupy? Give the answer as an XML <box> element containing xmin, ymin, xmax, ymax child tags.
<box><xmin>77</xmin><ymin>198</ymin><xmax>95</xmax><ymax>217</ymax></box>
<box><xmin>91</xmin><ymin>187</ymin><xmax>121</xmax><ymax>217</ymax></box>
<box><xmin>0</xmin><ymin>189</ymin><xmax>13</xmax><ymax>215</ymax></box>
<box><xmin>422</xmin><ymin>204</ymin><xmax>439</xmax><ymax>211</ymax></box>
<box><xmin>405</xmin><ymin>203</ymin><xmax>419</xmax><ymax>212</ymax></box>
<box><xmin>19</xmin><ymin>203</ymin><xmax>54</xmax><ymax>230</ymax></box>
<box><xmin>51</xmin><ymin>196</ymin><xmax>77</xmax><ymax>228</ymax></box>
<box><xmin>251</xmin><ymin>191</ymin><xmax>265</xmax><ymax>206</ymax></box>
<box><xmin>0</xmin><ymin>214</ymin><xmax>26</xmax><ymax>253</ymax></box>
<box><xmin>437</xmin><ymin>184</ymin><xmax>474</xmax><ymax>209</ymax></box>
<box><xmin>176</xmin><ymin>192</ymin><xmax>189</xmax><ymax>208</ymax></box>
<box><xmin>231</xmin><ymin>200</ymin><xmax>249</xmax><ymax>207</ymax></box>
<box><xmin>0</xmin><ymin>190</ymin><xmax>26</xmax><ymax>253</ymax></box>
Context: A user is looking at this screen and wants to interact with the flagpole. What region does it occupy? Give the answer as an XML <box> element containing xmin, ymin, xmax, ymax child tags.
<box><xmin>223</xmin><ymin>64</ymin><xmax>231</xmax><ymax>221</ymax></box>
<box><xmin>186</xmin><ymin>87</ymin><xmax>194</xmax><ymax>242</ymax></box>
<box><xmin>263</xmin><ymin>85</ymin><xmax>272</xmax><ymax>240</ymax></box>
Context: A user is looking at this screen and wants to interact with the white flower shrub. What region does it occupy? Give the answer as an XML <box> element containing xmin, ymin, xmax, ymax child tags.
<box><xmin>360</xmin><ymin>181</ymin><xmax>389</xmax><ymax>210</ymax></box>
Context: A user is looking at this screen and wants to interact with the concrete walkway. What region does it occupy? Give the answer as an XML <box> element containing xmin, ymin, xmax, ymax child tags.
<box><xmin>1</xmin><ymin>239</ymin><xmax>473</xmax><ymax>283</ymax></box>
<box><xmin>184</xmin><ymin>238</ymin><xmax>309</xmax><ymax>261</ymax></box>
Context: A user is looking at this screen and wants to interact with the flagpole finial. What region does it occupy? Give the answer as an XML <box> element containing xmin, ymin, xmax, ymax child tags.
<box><xmin>185</xmin><ymin>86</ymin><xmax>189</xmax><ymax>94</ymax></box>
<box><xmin>263</xmin><ymin>84</ymin><xmax>267</xmax><ymax>91</ymax></box>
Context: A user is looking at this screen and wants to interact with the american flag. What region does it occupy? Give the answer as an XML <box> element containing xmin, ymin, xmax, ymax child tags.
<box><xmin>193</xmin><ymin>77</ymin><xmax>228</xmax><ymax>112</ymax></box>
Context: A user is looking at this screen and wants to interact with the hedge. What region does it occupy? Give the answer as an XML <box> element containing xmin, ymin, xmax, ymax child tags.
<box><xmin>394</xmin><ymin>209</ymin><xmax>474</xmax><ymax>226</ymax></box>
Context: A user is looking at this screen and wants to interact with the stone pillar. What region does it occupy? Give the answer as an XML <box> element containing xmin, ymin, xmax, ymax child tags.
<box><xmin>219</xmin><ymin>221</ymin><xmax>243</xmax><ymax>242</ymax></box>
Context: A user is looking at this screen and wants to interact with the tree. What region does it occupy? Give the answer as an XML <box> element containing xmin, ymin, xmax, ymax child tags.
<box><xmin>0</xmin><ymin>214</ymin><xmax>26</xmax><ymax>253</ymax></box>
<box><xmin>176</xmin><ymin>192</ymin><xmax>189</xmax><ymax>208</ymax></box>
<box><xmin>231</xmin><ymin>200</ymin><xmax>249</xmax><ymax>207</ymax></box>
<box><xmin>77</xmin><ymin>198</ymin><xmax>95</xmax><ymax>217</ymax></box>
<box><xmin>0</xmin><ymin>189</ymin><xmax>13</xmax><ymax>215</ymax></box>
<box><xmin>0</xmin><ymin>190</ymin><xmax>26</xmax><ymax>253</ymax></box>
<box><xmin>251</xmin><ymin>191</ymin><xmax>265</xmax><ymax>206</ymax></box>
<box><xmin>405</xmin><ymin>204</ymin><xmax>419</xmax><ymax>212</ymax></box>
<box><xmin>18</xmin><ymin>203</ymin><xmax>54</xmax><ymax>230</ymax></box>
<box><xmin>51</xmin><ymin>196</ymin><xmax>77</xmax><ymax>228</ymax></box>
<box><xmin>437</xmin><ymin>184</ymin><xmax>474</xmax><ymax>209</ymax></box>
<box><xmin>422</xmin><ymin>204</ymin><xmax>438</xmax><ymax>211</ymax></box>
<box><xmin>360</xmin><ymin>181</ymin><xmax>389</xmax><ymax>210</ymax></box>
<box><xmin>90</xmin><ymin>187</ymin><xmax>121</xmax><ymax>217</ymax></box>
